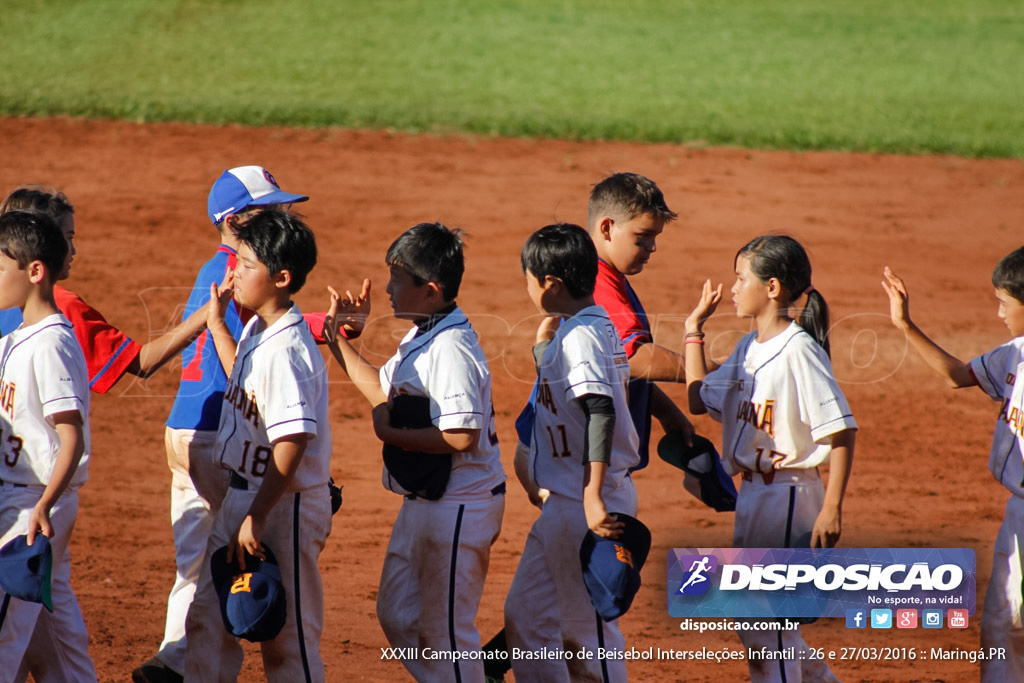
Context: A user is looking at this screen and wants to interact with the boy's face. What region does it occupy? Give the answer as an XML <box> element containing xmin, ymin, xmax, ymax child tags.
<box><xmin>525</xmin><ymin>269</ymin><xmax>552</xmax><ymax>314</ymax></box>
<box><xmin>232</xmin><ymin>243</ymin><xmax>283</xmax><ymax>311</ymax></box>
<box><xmin>59</xmin><ymin>214</ymin><xmax>76</xmax><ymax>280</ymax></box>
<box><xmin>592</xmin><ymin>212</ymin><xmax>664</xmax><ymax>276</ymax></box>
<box><xmin>385</xmin><ymin>265</ymin><xmax>435</xmax><ymax>321</ymax></box>
<box><xmin>0</xmin><ymin>251</ymin><xmax>33</xmax><ymax>311</ymax></box>
<box><xmin>996</xmin><ymin>288</ymin><xmax>1024</xmax><ymax>337</ymax></box>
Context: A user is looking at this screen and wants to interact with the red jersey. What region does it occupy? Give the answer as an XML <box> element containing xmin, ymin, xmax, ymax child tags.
<box><xmin>54</xmin><ymin>285</ymin><xmax>142</xmax><ymax>394</ymax></box>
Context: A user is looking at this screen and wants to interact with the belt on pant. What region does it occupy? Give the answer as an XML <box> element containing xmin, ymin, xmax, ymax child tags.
<box><xmin>0</xmin><ymin>477</ymin><xmax>28</xmax><ymax>488</ymax></box>
<box><xmin>404</xmin><ymin>481</ymin><xmax>506</xmax><ymax>501</ymax></box>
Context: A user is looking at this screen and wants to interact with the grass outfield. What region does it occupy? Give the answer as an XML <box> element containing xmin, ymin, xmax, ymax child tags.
<box><xmin>1</xmin><ymin>1</ymin><xmax>1022</xmax><ymax>157</ymax></box>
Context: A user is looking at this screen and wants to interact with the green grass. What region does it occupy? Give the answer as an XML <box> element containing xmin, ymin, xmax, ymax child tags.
<box><xmin>1</xmin><ymin>0</ymin><xmax>1022</xmax><ymax>156</ymax></box>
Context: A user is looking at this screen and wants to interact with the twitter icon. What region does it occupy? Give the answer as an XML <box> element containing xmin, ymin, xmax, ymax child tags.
<box><xmin>871</xmin><ymin>609</ymin><xmax>892</xmax><ymax>629</ymax></box>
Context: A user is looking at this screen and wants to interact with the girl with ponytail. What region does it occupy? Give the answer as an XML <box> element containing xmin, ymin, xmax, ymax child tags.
<box><xmin>684</xmin><ymin>234</ymin><xmax>857</xmax><ymax>683</ymax></box>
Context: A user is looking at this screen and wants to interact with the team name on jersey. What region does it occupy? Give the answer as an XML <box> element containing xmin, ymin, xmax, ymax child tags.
<box><xmin>999</xmin><ymin>396</ymin><xmax>1024</xmax><ymax>438</ymax></box>
<box><xmin>0</xmin><ymin>380</ymin><xmax>14</xmax><ymax>416</ymax></box>
<box><xmin>223</xmin><ymin>378</ymin><xmax>261</xmax><ymax>427</ymax></box>
<box><xmin>736</xmin><ymin>398</ymin><xmax>775</xmax><ymax>437</ymax></box>
<box><xmin>536</xmin><ymin>378</ymin><xmax>557</xmax><ymax>416</ymax></box>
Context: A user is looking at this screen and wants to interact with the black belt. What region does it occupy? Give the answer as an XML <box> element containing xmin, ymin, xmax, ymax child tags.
<box><xmin>0</xmin><ymin>478</ymin><xmax>27</xmax><ymax>488</ymax></box>
<box><xmin>229</xmin><ymin>471</ymin><xmax>249</xmax><ymax>490</ymax></box>
<box><xmin>405</xmin><ymin>481</ymin><xmax>506</xmax><ymax>501</ymax></box>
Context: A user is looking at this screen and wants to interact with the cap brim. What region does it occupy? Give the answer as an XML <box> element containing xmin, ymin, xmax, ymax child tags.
<box><xmin>247</xmin><ymin>191</ymin><xmax>309</xmax><ymax>207</ymax></box>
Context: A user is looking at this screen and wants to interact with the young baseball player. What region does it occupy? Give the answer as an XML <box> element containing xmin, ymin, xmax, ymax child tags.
<box><xmin>588</xmin><ymin>172</ymin><xmax>695</xmax><ymax>458</ymax></box>
<box><xmin>504</xmin><ymin>223</ymin><xmax>641</xmax><ymax>683</ymax></box>
<box><xmin>685</xmin><ymin>234</ymin><xmax>856</xmax><ymax>683</ymax></box>
<box><xmin>183</xmin><ymin>207</ymin><xmax>333</xmax><ymax>682</ymax></box>
<box><xmin>134</xmin><ymin>166</ymin><xmax>365</xmax><ymax>683</ymax></box>
<box><xmin>0</xmin><ymin>210</ymin><xmax>93</xmax><ymax>681</ymax></box>
<box><xmin>322</xmin><ymin>221</ymin><xmax>505</xmax><ymax>682</ymax></box>
<box><xmin>0</xmin><ymin>185</ymin><xmax>209</xmax><ymax>682</ymax></box>
<box><xmin>883</xmin><ymin>256</ymin><xmax>1024</xmax><ymax>682</ymax></box>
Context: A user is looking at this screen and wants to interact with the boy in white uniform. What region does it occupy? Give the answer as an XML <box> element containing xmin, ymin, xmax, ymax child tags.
<box><xmin>0</xmin><ymin>211</ymin><xmax>93</xmax><ymax>682</ymax></box>
<box><xmin>323</xmin><ymin>221</ymin><xmax>505</xmax><ymax>682</ymax></box>
<box><xmin>504</xmin><ymin>223</ymin><xmax>640</xmax><ymax>683</ymax></box>
<box><xmin>884</xmin><ymin>253</ymin><xmax>1024</xmax><ymax>682</ymax></box>
<box><xmin>184</xmin><ymin>208</ymin><xmax>332</xmax><ymax>683</ymax></box>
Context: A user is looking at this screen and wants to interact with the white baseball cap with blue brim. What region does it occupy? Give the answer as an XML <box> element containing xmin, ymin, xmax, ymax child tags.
<box><xmin>207</xmin><ymin>166</ymin><xmax>309</xmax><ymax>225</ymax></box>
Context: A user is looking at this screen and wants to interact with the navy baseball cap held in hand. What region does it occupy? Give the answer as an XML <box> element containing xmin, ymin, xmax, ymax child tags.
<box><xmin>657</xmin><ymin>431</ymin><xmax>737</xmax><ymax>512</ymax></box>
<box><xmin>211</xmin><ymin>545</ymin><xmax>287</xmax><ymax>642</ymax></box>
<box><xmin>0</xmin><ymin>534</ymin><xmax>54</xmax><ymax>612</ymax></box>
<box><xmin>207</xmin><ymin>166</ymin><xmax>309</xmax><ymax>225</ymax></box>
<box><xmin>579</xmin><ymin>513</ymin><xmax>652</xmax><ymax>622</ymax></box>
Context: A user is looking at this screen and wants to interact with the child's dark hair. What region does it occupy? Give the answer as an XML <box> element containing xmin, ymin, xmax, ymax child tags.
<box><xmin>0</xmin><ymin>185</ymin><xmax>75</xmax><ymax>223</ymax></box>
<box><xmin>992</xmin><ymin>246</ymin><xmax>1024</xmax><ymax>303</ymax></box>
<box><xmin>587</xmin><ymin>172</ymin><xmax>678</xmax><ymax>226</ymax></box>
<box><xmin>233</xmin><ymin>207</ymin><xmax>317</xmax><ymax>293</ymax></box>
<box><xmin>738</xmin><ymin>235</ymin><xmax>831</xmax><ymax>357</ymax></box>
<box><xmin>0</xmin><ymin>210</ymin><xmax>69</xmax><ymax>284</ymax></box>
<box><xmin>386</xmin><ymin>222</ymin><xmax>465</xmax><ymax>302</ymax></box>
<box><xmin>521</xmin><ymin>223</ymin><xmax>597</xmax><ymax>299</ymax></box>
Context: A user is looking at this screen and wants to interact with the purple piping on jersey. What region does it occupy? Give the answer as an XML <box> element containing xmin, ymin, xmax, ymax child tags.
<box><xmin>448</xmin><ymin>504</ymin><xmax>466</xmax><ymax>683</ymax></box>
<box><xmin>90</xmin><ymin>339</ymin><xmax>132</xmax><ymax>389</ymax></box>
<box><xmin>978</xmin><ymin>355</ymin><xmax>1020</xmax><ymax>485</ymax></box>
<box><xmin>292</xmin><ymin>491</ymin><xmax>313</xmax><ymax>683</ymax></box>
<box><xmin>265</xmin><ymin>417</ymin><xmax>317</xmax><ymax>432</ymax></box>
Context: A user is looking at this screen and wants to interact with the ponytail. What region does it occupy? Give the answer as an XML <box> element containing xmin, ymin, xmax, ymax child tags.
<box><xmin>738</xmin><ymin>234</ymin><xmax>830</xmax><ymax>357</ymax></box>
<box><xmin>799</xmin><ymin>289</ymin><xmax>831</xmax><ymax>358</ymax></box>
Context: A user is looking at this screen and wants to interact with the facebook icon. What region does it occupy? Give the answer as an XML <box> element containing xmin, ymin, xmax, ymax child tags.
<box><xmin>846</xmin><ymin>609</ymin><xmax>866</xmax><ymax>629</ymax></box>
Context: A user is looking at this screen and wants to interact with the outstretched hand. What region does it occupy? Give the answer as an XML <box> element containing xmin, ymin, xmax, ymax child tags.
<box><xmin>324</xmin><ymin>280</ymin><xmax>371</xmax><ymax>343</ymax></box>
<box><xmin>207</xmin><ymin>272</ymin><xmax>235</xmax><ymax>331</ymax></box>
<box><xmin>685</xmin><ymin>279</ymin><xmax>723</xmax><ymax>334</ymax></box>
<box><xmin>881</xmin><ymin>267</ymin><xmax>912</xmax><ymax>331</ymax></box>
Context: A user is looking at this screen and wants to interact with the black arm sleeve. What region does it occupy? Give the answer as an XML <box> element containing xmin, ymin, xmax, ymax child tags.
<box><xmin>578</xmin><ymin>394</ymin><xmax>615</xmax><ymax>465</ymax></box>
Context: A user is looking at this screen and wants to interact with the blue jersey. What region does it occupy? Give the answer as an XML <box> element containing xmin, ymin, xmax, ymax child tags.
<box><xmin>0</xmin><ymin>308</ymin><xmax>23</xmax><ymax>336</ymax></box>
<box><xmin>166</xmin><ymin>246</ymin><xmax>244</xmax><ymax>431</ymax></box>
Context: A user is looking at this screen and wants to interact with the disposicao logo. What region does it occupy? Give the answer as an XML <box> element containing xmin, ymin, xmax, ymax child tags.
<box><xmin>667</xmin><ymin>548</ymin><xmax>976</xmax><ymax>619</ymax></box>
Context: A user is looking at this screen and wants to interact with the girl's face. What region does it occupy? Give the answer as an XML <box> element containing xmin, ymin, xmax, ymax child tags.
<box><xmin>731</xmin><ymin>254</ymin><xmax>771</xmax><ymax>318</ymax></box>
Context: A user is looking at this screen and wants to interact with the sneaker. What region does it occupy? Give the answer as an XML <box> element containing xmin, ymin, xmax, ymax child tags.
<box><xmin>132</xmin><ymin>657</ymin><xmax>183</xmax><ymax>683</ymax></box>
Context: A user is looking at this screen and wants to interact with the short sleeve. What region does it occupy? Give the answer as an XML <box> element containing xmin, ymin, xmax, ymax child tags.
<box><xmin>791</xmin><ymin>343</ymin><xmax>857</xmax><ymax>443</ymax></box>
<box><xmin>699</xmin><ymin>338</ymin><xmax>750</xmax><ymax>423</ymax></box>
<box><xmin>55</xmin><ymin>287</ymin><xmax>141</xmax><ymax>394</ymax></box>
<box><xmin>560</xmin><ymin>327</ymin><xmax>617</xmax><ymax>402</ymax></box>
<box><xmin>261</xmin><ymin>346</ymin><xmax>321</xmax><ymax>443</ymax></box>
<box><xmin>425</xmin><ymin>342</ymin><xmax>489</xmax><ymax>432</ymax></box>
<box><xmin>971</xmin><ymin>341</ymin><xmax>1018</xmax><ymax>401</ymax></box>
<box><xmin>35</xmin><ymin>338</ymin><xmax>88</xmax><ymax>424</ymax></box>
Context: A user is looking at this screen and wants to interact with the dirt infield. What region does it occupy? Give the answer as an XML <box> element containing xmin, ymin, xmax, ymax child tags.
<box><xmin>4</xmin><ymin>116</ymin><xmax>1024</xmax><ymax>682</ymax></box>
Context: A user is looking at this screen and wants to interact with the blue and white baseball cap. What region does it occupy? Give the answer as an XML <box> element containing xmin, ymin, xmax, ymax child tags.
<box><xmin>0</xmin><ymin>534</ymin><xmax>54</xmax><ymax>612</ymax></box>
<box><xmin>207</xmin><ymin>166</ymin><xmax>309</xmax><ymax>225</ymax></box>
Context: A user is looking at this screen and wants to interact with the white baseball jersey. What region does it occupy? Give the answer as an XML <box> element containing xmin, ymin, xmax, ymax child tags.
<box><xmin>700</xmin><ymin>322</ymin><xmax>856</xmax><ymax>475</ymax></box>
<box><xmin>215</xmin><ymin>304</ymin><xmax>330</xmax><ymax>491</ymax></box>
<box><xmin>970</xmin><ymin>337</ymin><xmax>1024</xmax><ymax>498</ymax></box>
<box><xmin>0</xmin><ymin>313</ymin><xmax>90</xmax><ymax>487</ymax></box>
<box><xmin>532</xmin><ymin>305</ymin><xmax>639</xmax><ymax>505</ymax></box>
<box><xmin>379</xmin><ymin>306</ymin><xmax>505</xmax><ymax>501</ymax></box>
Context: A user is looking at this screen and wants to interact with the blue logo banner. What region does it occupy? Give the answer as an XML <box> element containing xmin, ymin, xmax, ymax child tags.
<box><xmin>667</xmin><ymin>548</ymin><xmax>975</xmax><ymax>618</ymax></box>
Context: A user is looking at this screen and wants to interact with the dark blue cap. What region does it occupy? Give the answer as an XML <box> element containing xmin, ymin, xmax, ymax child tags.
<box><xmin>211</xmin><ymin>545</ymin><xmax>287</xmax><ymax>642</ymax></box>
<box><xmin>579</xmin><ymin>513</ymin><xmax>651</xmax><ymax>621</ymax></box>
<box><xmin>657</xmin><ymin>432</ymin><xmax>737</xmax><ymax>512</ymax></box>
<box><xmin>0</xmin><ymin>534</ymin><xmax>53</xmax><ymax>612</ymax></box>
